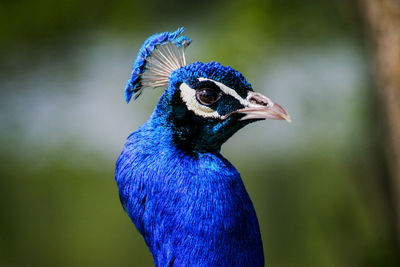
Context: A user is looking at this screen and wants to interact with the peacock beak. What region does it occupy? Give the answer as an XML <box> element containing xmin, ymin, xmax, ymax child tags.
<box><xmin>237</xmin><ymin>91</ymin><xmax>291</xmax><ymax>122</ymax></box>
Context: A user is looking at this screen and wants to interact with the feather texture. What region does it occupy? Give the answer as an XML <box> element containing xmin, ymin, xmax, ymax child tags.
<box><xmin>125</xmin><ymin>28</ymin><xmax>191</xmax><ymax>102</ymax></box>
<box><xmin>140</xmin><ymin>43</ymin><xmax>187</xmax><ymax>89</ymax></box>
<box><xmin>115</xmin><ymin>116</ymin><xmax>264</xmax><ymax>266</ymax></box>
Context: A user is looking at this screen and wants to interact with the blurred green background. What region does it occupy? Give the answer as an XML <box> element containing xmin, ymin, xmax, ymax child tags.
<box><xmin>1</xmin><ymin>0</ymin><xmax>399</xmax><ymax>266</ymax></box>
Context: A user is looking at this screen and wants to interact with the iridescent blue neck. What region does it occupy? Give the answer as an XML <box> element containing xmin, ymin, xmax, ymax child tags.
<box><xmin>115</xmin><ymin>111</ymin><xmax>264</xmax><ymax>266</ymax></box>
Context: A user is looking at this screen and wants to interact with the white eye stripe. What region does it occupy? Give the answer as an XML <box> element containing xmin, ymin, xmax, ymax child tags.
<box><xmin>179</xmin><ymin>78</ymin><xmax>254</xmax><ymax>119</ymax></box>
<box><xmin>197</xmin><ymin>78</ymin><xmax>249</xmax><ymax>107</ymax></box>
<box><xmin>179</xmin><ymin>83</ymin><xmax>222</xmax><ymax>119</ymax></box>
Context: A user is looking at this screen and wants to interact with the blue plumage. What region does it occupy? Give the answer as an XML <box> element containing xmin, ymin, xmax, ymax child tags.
<box><xmin>115</xmin><ymin>28</ymin><xmax>290</xmax><ymax>266</ymax></box>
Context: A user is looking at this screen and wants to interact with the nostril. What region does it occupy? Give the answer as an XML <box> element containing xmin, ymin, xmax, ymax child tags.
<box><xmin>250</xmin><ymin>97</ymin><xmax>267</xmax><ymax>106</ymax></box>
<box><xmin>247</xmin><ymin>92</ymin><xmax>270</xmax><ymax>106</ymax></box>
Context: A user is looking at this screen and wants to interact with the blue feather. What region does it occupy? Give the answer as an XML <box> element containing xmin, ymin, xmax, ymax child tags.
<box><xmin>116</xmin><ymin>116</ymin><xmax>264</xmax><ymax>266</ymax></box>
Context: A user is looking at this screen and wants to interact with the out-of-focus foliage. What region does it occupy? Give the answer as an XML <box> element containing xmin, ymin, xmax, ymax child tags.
<box><xmin>1</xmin><ymin>0</ymin><xmax>399</xmax><ymax>266</ymax></box>
<box><xmin>0</xmin><ymin>0</ymin><xmax>361</xmax><ymax>69</ymax></box>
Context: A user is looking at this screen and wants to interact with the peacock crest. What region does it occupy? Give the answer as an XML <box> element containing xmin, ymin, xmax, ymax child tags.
<box><xmin>125</xmin><ymin>27</ymin><xmax>192</xmax><ymax>102</ymax></box>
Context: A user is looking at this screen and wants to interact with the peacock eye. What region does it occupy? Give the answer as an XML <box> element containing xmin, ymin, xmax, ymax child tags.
<box><xmin>195</xmin><ymin>88</ymin><xmax>222</xmax><ymax>106</ymax></box>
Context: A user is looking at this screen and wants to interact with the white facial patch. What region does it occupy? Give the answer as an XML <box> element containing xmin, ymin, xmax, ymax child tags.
<box><xmin>197</xmin><ymin>78</ymin><xmax>249</xmax><ymax>106</ymax></box>
<box><xmin>179</xmin><ymin>77</ymin><xmax>253</xmax><ymax>119</ymax></box>
<box><xmin>179</xmin><ymin>83</ymin><xmax>222</xmax><ymax>119</ymax></box>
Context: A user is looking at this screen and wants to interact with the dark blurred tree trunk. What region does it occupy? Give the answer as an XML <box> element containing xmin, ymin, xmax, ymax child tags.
<box><xmin>361</xmin><ymin>0</ymin><xmax>400</xmax><ymax>241</ymax></box>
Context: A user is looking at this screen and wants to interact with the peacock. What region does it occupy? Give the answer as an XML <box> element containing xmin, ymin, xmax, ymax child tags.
<box><xmin>115</xmin><ymin>28</ymin><xmax>290</xmax><ymax>267</ymax></box>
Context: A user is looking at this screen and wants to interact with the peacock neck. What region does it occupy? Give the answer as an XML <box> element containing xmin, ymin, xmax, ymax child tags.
<box><xmin>117</xmin><ymin>97</ymin><xmax>264</xmax><ymax>266</ymax></box>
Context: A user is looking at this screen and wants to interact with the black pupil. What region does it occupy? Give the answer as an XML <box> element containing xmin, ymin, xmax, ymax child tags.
<box><xmin>197</xmin><ymin>88</ymin><xmax>220</xmax><ymax>105</ymax></box>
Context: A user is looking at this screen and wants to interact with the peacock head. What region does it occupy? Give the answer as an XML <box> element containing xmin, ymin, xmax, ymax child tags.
<box><xmin>125</xmin><ymin>28</ymin><xmax>290</xmax><ymax>152</ymax></box>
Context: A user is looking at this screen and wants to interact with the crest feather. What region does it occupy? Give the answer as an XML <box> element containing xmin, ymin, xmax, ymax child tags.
<box><xmin>125</xmin><ymin>28</ymin><xmax>192</xmax><ymax>103</ymax></box>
